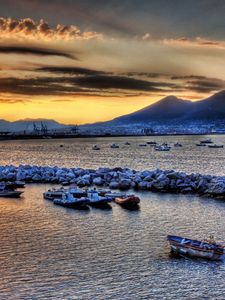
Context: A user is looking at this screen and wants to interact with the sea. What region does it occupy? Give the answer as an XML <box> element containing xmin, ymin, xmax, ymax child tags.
<box><xmin>0</xmin><ymin>135</ymin><xmax>225</xmax><ymax>299</ymax></box>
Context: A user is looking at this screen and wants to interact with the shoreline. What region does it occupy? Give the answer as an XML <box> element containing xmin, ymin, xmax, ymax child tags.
<box><xmin>0</xmin><ymin>132</ymin><xmax>224</xmax><ymax>141</ymax></box>
<box><xmin>1</xmin><ymin>165</ymin><xmax>225</xmax><ymax>200</ymax></box>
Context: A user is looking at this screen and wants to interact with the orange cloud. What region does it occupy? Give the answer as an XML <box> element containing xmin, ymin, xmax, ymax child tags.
<box><xmin>0</xmin><ymin>17</ymin><xmax>103</xmax><ymax>41</ymax></box>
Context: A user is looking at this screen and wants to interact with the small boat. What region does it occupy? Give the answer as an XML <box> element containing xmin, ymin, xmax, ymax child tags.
<box><xmin>196</xmin><ymin>143</ymin><xmax>206</xmax><ymax>147</ymax></box>
<box><xmin>146</xmin><ymin>141</ymin><xmax>157</xmax><ymax>145</ymax></box>
<box><xmin>125</xmin><ymin>142</ymin><xmax>131</xmax><ymax>145</ymax></box>
<box><xmin>110</xmin><ymin>143</ymin><xmax>119</xmax><ymax>149</ymax></box>
<box><xmin>0</xmin><ymin>188</ymin><xmax>23</xmax><ymax>198</ymax></box>
<box><xmin>92</xmin><ymin>145</ymin><xmax>100</xmax><ymax>150</ymax></box>
<box><xmin>167</xmin><ymin>235</ymin><xmax>225</xmax><ymax>261</ymax></box>
<box><xmin>53</xmin><ymin>192</ymin><xmax>89</xmax><ymax>209</ymax></box>
<box><xmin>174</xmin><ymin>142</ymin><xmax>182</xmax><ymax>147</ymax></box>
<box><xmin>87</xmin><ymin>190</ymin><xmax>112</xmax><ymax>209</ymax></box>
<box><xmin>0</xmin><ymin>181</ymin><xmax>25</xmax><ymax>189</ymax></box>
<box><xmin>200</xmin><ymin>139</ymin><xmax>213</xmax><ymax>144</ymax></box>
<box><xmin>115</xmin><ymin>195</ymin><xmax>140</xmax><ymax>209</ymax></box>
<box><xmin>139</xmin><ymin>143</ymin><xmax>147</xmax><ymax>147</ymax></box>
<box><xmin>208</xmin><ymin>144</ymin><xmax>224</xmax><ymax>149</ymax></box>
<box><xmin>43</xmin><ymin>186</ymin><xmax>87</xmax><ymax>200</ymax></box>
<box><xmin>155</xmin><ymin>145</ymin><xmax>171</xmax><ymax>151</ymax></box>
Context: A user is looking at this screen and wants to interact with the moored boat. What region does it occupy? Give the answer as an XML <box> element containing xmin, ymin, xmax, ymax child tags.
<box><xmin>155</xmin><ymin>145</ymin><xmax>171</xmax><ymax>151</ymax></box>
<box><xmin>208</xmin><ymin>144</ymin><xmax>224</xmax><ymax>148</ymax></box>
<box><xmin>92</xmin><ymin>145</ymin><xmax>100</xmax><ymax>150</ymax></box>
<box><xmin>43</xmin><ymin>186</ymin><xmax>87</xmax><ymax>200</ymax></box>
<box><xmin>139</xmin><ymin>143</ymin><xmax>147</xmax><ymax>147</ymax></box>
<box><xmin>174</xmin><ymin>142</ymin><xmax>182</xmax><ymax>147</ymax></box>
<box><xmin>115</xmin><ymin>195</ymin><xmax>140</xmax><ymax>209</ymax></box>
<box><xmin>87</xmin><ymin>190</ymin><xmax>112</xmax><ymax>209</ymax></box>
<box><xmin>167</xmin><ymin>235</ymin><xmax>225</xmax><ymax>261</ymax></box>
<box><xmin>110</xmin><ymin>143</ymin><xmax>119</xmax><ymax>149</ymax></box>
<box><xmin>196</xmin><ymin>143</ymin><xmax>206</xmax><ymax>146</ymax></box>
<box><xmin>53</xmin><ymin>192</ymin><xmax>89</xmax><ymax>209</ymax></box>
<box><xmin>200</xmin><ymin>139</ymin><xmax>213</xmax><ymax>144</ymax></box>
<box><xmin>146</xmin><ymin>141</ymin><xmax>157</xmax><ymax>145</ymax></box>
<box><xmin>0</xmin><ymin>188</ymin><xmax>23</xmax><ymax>198</ymax></box>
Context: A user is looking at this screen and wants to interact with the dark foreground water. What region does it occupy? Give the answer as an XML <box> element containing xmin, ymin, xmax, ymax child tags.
<box><xmin>0</xmin><ymin>136</ymin><xmax>225</xmax><ymax>299</ymax></box>
<box><xmin>0</xmin><ymin>185</ymin><xmax>225</xmax><ymax>299</ymax></box>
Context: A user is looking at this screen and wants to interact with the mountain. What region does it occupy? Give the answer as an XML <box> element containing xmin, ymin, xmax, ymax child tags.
<box><xmin>106</xmin><ymin>90</ymin><xmax>225</xmax><ymax>126</ymax></box>
<box><xmin>0</xmin><ymin>119</ymin><xmax>67</xmax><ymax>132</ymax></box>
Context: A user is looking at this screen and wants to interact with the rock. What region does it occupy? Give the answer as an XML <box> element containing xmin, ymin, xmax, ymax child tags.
<box><xmin>109</xmin><ymin>181</ymin><xmax>119</xmax><ymax>189</ymax></box>
<box><xmin>119</xmin><ymin>179</ymin><xmax>131</xmax><ymax>190</ymax></box>
<box><xmin>93</xmin><ymin>177</ymin><xmax>103</xmax><ymax>186</ymax></box>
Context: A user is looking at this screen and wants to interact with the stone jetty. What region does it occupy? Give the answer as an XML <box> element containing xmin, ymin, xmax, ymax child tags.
<box><xmin>0</xmin><ymin>165</ymin><xmax>225</xmax><ymax>199</ymax></box>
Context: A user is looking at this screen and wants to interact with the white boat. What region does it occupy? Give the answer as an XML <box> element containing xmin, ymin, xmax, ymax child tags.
<box><xmin>110</xmin><ymin>143</ymin><xmax>119</xmax><ymax>149</ymax></box>
<box><xmin>53</xmin><ymin>192</ymin><xmax>89</xmax><ymax>209</ymax></box>
<box><xmin>92</xmin><ymin>145</ymin><xmax>100</xmax><ymax>150</ymax></box>
<box><xmin>87</xmin><ymin>190</ymin><xmax>112</xmax><ymax>208</ymax></box>
<box><xmin>43</xmin><ymin>186</ymin><xmax>87</xmax><ymax>200</ymax></box>
<box><xmin>155</xmin><ymin>145</ymin><xmax>171</xmax><ymax>151</ymax></box>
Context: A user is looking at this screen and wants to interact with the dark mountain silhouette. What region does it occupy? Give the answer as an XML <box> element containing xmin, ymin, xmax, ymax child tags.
<box><xmin>107</xmin><ymin>90</ymin><xmax>225</xmax><ymax>125</ymax></box>
<box><xmin>0</xmin><ymin>119</ymin><xmax>66</xmax><ymax>132</ymax></box>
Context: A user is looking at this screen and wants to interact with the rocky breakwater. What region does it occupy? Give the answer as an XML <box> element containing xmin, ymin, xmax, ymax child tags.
<box><xmin>0</xmin><ymin>165</ymin><xmax>225</xmax><ymax>199</ymax></box>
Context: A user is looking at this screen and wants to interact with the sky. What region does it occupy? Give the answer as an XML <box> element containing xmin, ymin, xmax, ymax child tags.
<box><xmin>0</xmin><ymin>0</ymin><xmax>225</xmax><ymax>124</ymax></box>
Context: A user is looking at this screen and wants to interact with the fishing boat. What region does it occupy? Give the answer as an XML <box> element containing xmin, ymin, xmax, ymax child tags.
<box><xmin>208</xmin><ymin>144</ymin><xmax>224</xmax><ymax>149</ymax></box>
<box><xmin>53</xmin><ymin>192</ymin><xmax>89</xmax><ymax>209</ymax></box>
<box><xmin>139</xmin><ymin>143</ymin><xmax>147</xmax><ymax>147</ymax></box>
<box><xmin>167</xmin><ymin>235</ymin><xmax>225</xmax><ymax>261</ymax></box>
<box><xmin>196</xmin><ymin>143</ymin><xmax>206</xmax><ymax>146</ymax></box>
<box><xmin>200</xmin><ymin>139</ymin><xmax>213</xmax><ymax>144</ymax></box>
<box><xmin>110</xmin><ymin>143</ymin><xmax>119</xmax><ymax>149</ymax></box>
<box><xmin>92</xmin><ymin>145</ymin><xmax>100</xmax><ymax>150</ymax></box>
<box><xmin>155</xmin><ymin>145</ymin><xmax>171</xmax><ymax>151</ymax></box>
<box><xmin>115</xmin><ymin>195</ymin><xmax>140</xmax><ymax>209</ymax></box>
<box><xmin>87</xmin><ymin>190</ymin><xmax>112</xmax><ymax>208</ymax></box>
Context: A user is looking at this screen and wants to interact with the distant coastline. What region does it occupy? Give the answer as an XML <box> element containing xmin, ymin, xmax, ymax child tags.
<box><xmin>0</xmin><ymin>132</ymin><xmax>224</xmax><ymax>141</ymax></box>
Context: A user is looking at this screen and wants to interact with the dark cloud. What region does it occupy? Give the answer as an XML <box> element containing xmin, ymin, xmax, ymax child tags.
<box><xmin>72</xmin><ymin>75</ymin><xmax>176</xmax><ymax>91</ymax></box>
<box><xmin>0</xmin><ymin>74</ymin><xmax>178</xmax><ymax>97</ymax></box>
<box><xmin>0</xmin><ymin>46</ymin><xmax>75</xmax><ymax>59</ymax></box>
<box><xmin>171</xmin><ymin>75</ymin><xmax>207</xmax><ymax>80</ymax></box>
<box><xmin>187</xmin><ymin>78</ymin><xmax>225</xmax><ymax>93</ymax></box>
<box><xmin>37</xmin><ymin>66</ymin><xmax>107</xmax><ymax>75</ymax></box>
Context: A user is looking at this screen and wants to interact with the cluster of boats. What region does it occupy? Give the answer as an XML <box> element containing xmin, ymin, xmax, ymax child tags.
<box><xmin>196</xmin><ymin>138</ymin><xmax>224</xmax><ymax>148</ymax></box>
<box><xmin>92</xmin><ymin>138</ymin><xmax>224</xmax><ymax>152</ymax></box>
<box><xmin>43</xmin><ymin>186</ymin><xmax>140</xmax><ymax>210</ymax></box>
<box><xmin>0</xmin><ymin>181</ymin><xmax>25</xmax><ymax>198</ymax></box>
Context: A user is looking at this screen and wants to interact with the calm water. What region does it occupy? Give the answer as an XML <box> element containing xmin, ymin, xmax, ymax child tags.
<box><xmin>0</xmin><ymin>136</ymin><xmax>225</xmax><ymax>299</ymax></box>
<box><xmin>0</xmin><ymin>134</ymin><xmax>225</xmax><ymax>175</ymax></box>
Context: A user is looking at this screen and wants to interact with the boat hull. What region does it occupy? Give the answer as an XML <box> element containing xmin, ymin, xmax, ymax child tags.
<box><xmin>168</xmin><ymin>235</ymin><xmax>225</xmax><ymax>261</ymax></box>
<box><xmin>0</xmin><ymin>191</ymin><xmax>23</xmax><ymax>198</ymax></box>
<box><xmin>115</xmin><ymin>196</ymin><xmax>140</xmax><ymax>209</ymax></box>
<box><xmin>53</xmin><ymin>198</ymin><xmax>89</xmax><ymax>209</ymax></box>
